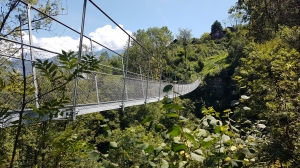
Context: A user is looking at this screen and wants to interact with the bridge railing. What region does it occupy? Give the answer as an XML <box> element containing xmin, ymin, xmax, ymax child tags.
<box><xmin>0</xmin><ymin>0</ymin><xmax>200</xmax><ymax>128</ymax></box>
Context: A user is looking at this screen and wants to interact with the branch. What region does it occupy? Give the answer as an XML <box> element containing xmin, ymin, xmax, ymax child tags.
<box><xmin>9</xmin><ymin>15</ymin><xmax>26</xmax><ymax>168</ymax></box>
<box><xmin>2</xmin><ymin>15</ymin><xmax>51</xmax><ymax>38</ymax></box>
<box><xmin>0</xmin><ymin>0</ymin><xmax>19</xmax><ymax>34</ymax></box>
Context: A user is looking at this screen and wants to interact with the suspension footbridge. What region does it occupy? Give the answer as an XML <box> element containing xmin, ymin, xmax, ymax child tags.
<box><xmin>0</xmin><ymin>0</ymin><xmax>200</xmax><ymax>128</ymax></box>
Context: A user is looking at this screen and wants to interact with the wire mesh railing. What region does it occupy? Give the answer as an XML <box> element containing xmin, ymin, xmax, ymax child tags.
<box><xmin>0</xmin><ymin>0</ymin><xmax>200</xmax><ymax>128</ymax></box>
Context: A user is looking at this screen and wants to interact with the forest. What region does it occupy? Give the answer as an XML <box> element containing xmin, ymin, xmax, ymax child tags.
<box><xmin>1</xmin><ymin>0</ymin><xmax>300</xmax><ymax>167</ymax></box>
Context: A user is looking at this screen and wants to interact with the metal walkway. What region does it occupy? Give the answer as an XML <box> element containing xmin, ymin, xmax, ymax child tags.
<box><xmin>1</xmin><ymin>80</ymin><xmax>200</xmax><ymax>127</ymax></box>
<box><xmin>0</xmin><ymin>0</ymin><xmax>200</xmax><ymax>128</ymax></box>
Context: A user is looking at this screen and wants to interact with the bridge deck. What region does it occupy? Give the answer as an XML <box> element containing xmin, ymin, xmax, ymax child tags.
<box><xmin>1</xmin><ymin>80</ymin><xmax>200</xmax><ymax>128</ymax></box>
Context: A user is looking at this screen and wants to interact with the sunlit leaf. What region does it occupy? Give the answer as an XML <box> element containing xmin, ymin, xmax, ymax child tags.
<box><xmin>137</xmin><ymin>143</ymin><xmax>149</xmax><ymax>150</ymax></box>
<box><xmin>149</xmin><ymin>161</ymin><xmax>156</xmax><ymax>167</ymax></box>
<box><xmin>167</xmin><ymin>125</ymin><xmax>182</xmax><ymax>137</ymax></box>
<box><xmin>241</xmin><ymin>95</ymin><xmax>250</xmax><ymax>99</ymax></box>
<box><xmin>190</xmin><ymin>152</ymin><xmax>205</xmax><ymax>162</ymax></box>
<box><xmin>154</xmin><ymin>146</ymin><xmax>163</xmax><ymax>156</ymax></box>
<box><xmin>194</xmin><ymin>149</ymin><xmax>203</xmax><ymax>155</ymax></box>
<box><xmin>161</xmin><ymin>159</ymin><xmax>169</xmax><ymax>168</ymax></box>
<box><xmin>166</xmin><ymin>113</ymin><xmax>178</xmax><ymax>118</ymax></box>
<box><xmin>257</xmin><ymin>124</ymin><xmax>266</xmax><ymax>129</ymax></box>
<box><xmin>109</xmin><ymin>141</ymin><xmax>118</xmax><ymax>148</ymax></box>
<box><xmin>243</xmin><ymin>106</ymin><xmax>251</xmax><ymax>110</ymax></box>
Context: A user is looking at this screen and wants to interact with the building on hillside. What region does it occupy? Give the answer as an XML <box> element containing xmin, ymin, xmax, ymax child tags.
<box><xmin>210</xmin><ymin>27</ymin><xmax>236</xmax><ymax>40</ymax></box>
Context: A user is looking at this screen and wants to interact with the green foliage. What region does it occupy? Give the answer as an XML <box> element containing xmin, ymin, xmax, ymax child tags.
<box><xmin>95</xmin><ymin>84</ymin><xmax>266</xmax><ymax>167</ymax></box>
<box><xmin>0</xmin><ymin>50</ymin><xmax>104</xmax><ymax>167</ymax></box>
<box><xmin>230</xmin><ymin>0</ymin><xmax>300</xmax><ymax>42</ymax></box>
<box><xmin>234</xmin><ymin>27</ymin><xmax>300</xmax><ymax>165</ymax></box>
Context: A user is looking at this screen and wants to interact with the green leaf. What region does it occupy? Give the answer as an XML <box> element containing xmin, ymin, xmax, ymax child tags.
<box><xmin>214</xmin><ymin>125</ymin><xmax>221</xmax><ymax>133</ymax></box>
<box><xmin>230</xmin><ymin>100</ymin><xmax>239</xmax><ymax>106</ymax></box>
<box><xmin>149</xmin><ymin>161</ymin><xmax>157</xmax><ymax>167</ymax></box>
<box><xmin>109</xmin><ymin>141</ymin><xmax>118</xmax><ymax>148</ymax></box>
<box><xmin>194</xmin><ymin>149</ymin><xmax>203</xmax><ymax>155</ymax></box>
<box><xmin>49</xmin><ymin>64</ymin><xmax>57</xmax><ymax>73</ymax></box>
<box><xmin>154</xmin><ymin>146</ymin><xmax>163</xmax><ymax>156</ymax></box>
<box><xmin>190</xmin><ymin>152</ymin><xmax>205</xmax><ymax>162</ymax></box>
<box><xmin>234</xmin><ymin>153</ymin><xmax>246</xmax><ymax>160</ymax></box>
<box><xmin>171</xmin><ymin>142</ymin><xmax>186</xmax><ymax>152</ymax></box>
<box><xmin>163</xmin><ymin>84</ymin><xmax>173</xmax><ymax>92</ymax></box>
<box><xmin>243</xmin><ymin>106</ymin><xmax>251</xmax><ymax>111</ymax></box>
<box><xmin>142</xmin><ymin>116</ymin><xmax>153</xmax><ymax>124</ymax></box>
<box><xmin>163</xmin><ymin>97</ymin><xmax>174</xmax><ymax>104</ymax></box>
<box><xmin>201</xmin><ymin>141</ymin><xmax>213</xmax><ymax>148</ymax></box>
<box><xmin>87</xmin><ymin>150</ymin><xmax>100</xmax><ymax>161</ymax></box>
<box><xmin>241</xmin><ymin>148</ymin><xmax>252</xmax><ymax>156</ymax></box>
<box><xmin>223</xmin><ymin>109</ymin><xmax>231</xmax><ymax>113</ymax></box>
<box><xmin>167</xmin><ymin>125</ymin><xmax>182</xmax><ymax>137</ymax></box>
<box><xmin>144</xmin><ymin>145</ymin><xmax>154</xmax><ymax>153</ymax></box>
<box><xmin>162</xmin><ymin>103</ymin><xmax>175</xmax><ymax>110</ymax></box>
<box><xmin>241</xmin><ymin>95</ymin><xmax>250</xmax><ymax>99</ymax></box>
<box><xmin>166</xmin><ymin>113</ymin><xmax>178</xmax><ymax>118</ymax></box>
<box><xmin>173</xmin><ymin>104</ymin><xmax>183</xmax><ymax>110</ymax></box>
<box><xmin>155</xmin><ymin>124</ymin><xmax>163</xmax><ymax>132</ymax></box>
<box><xmin>231</xmin><ymin>160</ymin><xmax>239</xmax><ymax>167</ymax></box>
<box><xmin>179</xmin><ymin>161</ymin><xmax>188</xmax><ymax>168</ymax></box>
<box><xmin>184</xmin><ymin>132</ymin><xmax>196</xmax><ymax>144</ymax></box>
<box><xmin>137</xmin><ymin>143</ymin><xmax>149</xmax><ymax>150</ymax></box>
<box><xmin>161</xmin><ymin>159</ymin><xmax>169</xmax><ymax>168</ymax></box>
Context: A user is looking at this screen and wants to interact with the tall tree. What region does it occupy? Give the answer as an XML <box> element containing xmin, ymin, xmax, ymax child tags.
<box><xmin>211</xmin><ymin>20</ymin><xmax>223</xmax><ymax>33</ymax></box>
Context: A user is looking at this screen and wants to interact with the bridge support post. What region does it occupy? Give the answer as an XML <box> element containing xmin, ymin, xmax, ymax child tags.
<box><xmin>139</xmin><ymin>66</ymin><xmax>145</xmax><ymax>99</ymax></box>
<box><xmin>73</xmin><ymin>0</ymin><xmax>87</xmax><ymax>121</ymax></box>
<box><xmin>145</xmin><ymin>56</ymin><xmax>151</xmax><ymax>104</ymax></box>
<box><xmin>121</xmin><ymin>35</ymin><xmax>130</xmax><ymax>111</ymax></box>
<box><xmin>95</xmin><ymin>75</ymin><xmax>100</xmax><ymax>104</ymax></box>
<box><xmin>158</xmin><ymin>67</ymin><xmax>162</xmax><ymax>101</ymax></box>
<box><xmin>89</xmin><ymin>39</ymin><xmax>99</xmax><ymax>104</ymax></box>
<box><xmin>27</xmin><ymin>4</ymin><xmax>39</xmax><ymax>108</ymax></box>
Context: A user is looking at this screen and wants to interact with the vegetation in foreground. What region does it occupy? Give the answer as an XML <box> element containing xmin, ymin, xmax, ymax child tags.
<box><xmin>1</xmin><ymin>0</ymin><xmax>300</xmax><ymax>167</ymax></box>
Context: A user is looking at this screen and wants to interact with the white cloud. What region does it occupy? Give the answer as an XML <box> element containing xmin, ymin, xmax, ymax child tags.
<box><xmin>38</xmin><ymin>36</ymin><xmax>80</xmax><ymax>52</ymax></box>
<box><xmin>23</xmin><ymin>31</ymin><xmax>38</xmax><ymax>44</ymax></box>
<box><xmin>21</xmin><ymin>25</ymin><xmax>132</xmax><ymax>58</ymax></box>
<box><xmin>89</xmin><ymin>25</ymin><xmax>132</xmax><ymax>50</ymax></box>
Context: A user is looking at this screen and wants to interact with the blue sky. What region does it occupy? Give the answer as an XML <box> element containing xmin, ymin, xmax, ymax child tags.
<box><xmin>26</xmin><ymin>0</ymin><xmax>237</xmax><ymax>54</ymax></box>
<box><xmin>60</xmin><ymin>0</ymin><xmax>237</xmax><ymax>37</ymax></box>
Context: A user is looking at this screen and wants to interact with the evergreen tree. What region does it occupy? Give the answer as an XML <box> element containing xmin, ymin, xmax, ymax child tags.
<box><xmin>211</xmin><ymin>20</ymin><xmax>223</xmax><ymax>33</ymax></box>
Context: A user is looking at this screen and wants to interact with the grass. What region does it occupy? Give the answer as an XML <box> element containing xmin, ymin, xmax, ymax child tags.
<box><xmin>200</xmin><ymin>51</ymin><xmax>230</xmax><ymax>77</ymax></box>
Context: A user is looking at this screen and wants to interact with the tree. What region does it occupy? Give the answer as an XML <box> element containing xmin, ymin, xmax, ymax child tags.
<box><xmin>0</xmin><ymin>0</ymin><xmax>63</xmax><ymax>38</ymax></box>
<box><xmin>229</xmin><ymin>0</ymin><xmax>300</xmax><ymax>42</ymax></box>
<box><xmin>177</xmin><ymin>28</ymin><xmax>192</xmax><ymax>42</ymax></box>
<box><xmin>0</xmin><ymin>0</ymin><xmax>64</xmax><ymax>57</ymax></box>
<box><xmin>128</xmin><ymin>26</ymin><xmax>173</xmax><ymax>77</ymax></box>
<box><xmin>234</xmin><ymin>26</ymin><xmax>300</xmax><ymax>165</ymax></box>
<box><xmin>211</xmin><ymin>20</ymin><xmax>223</xmax><ymax>33</ymax></box>
<box><xmin>199</xmin><ymin>32</ymin><xmax>211</xmax><ymax>43</ymax></box>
